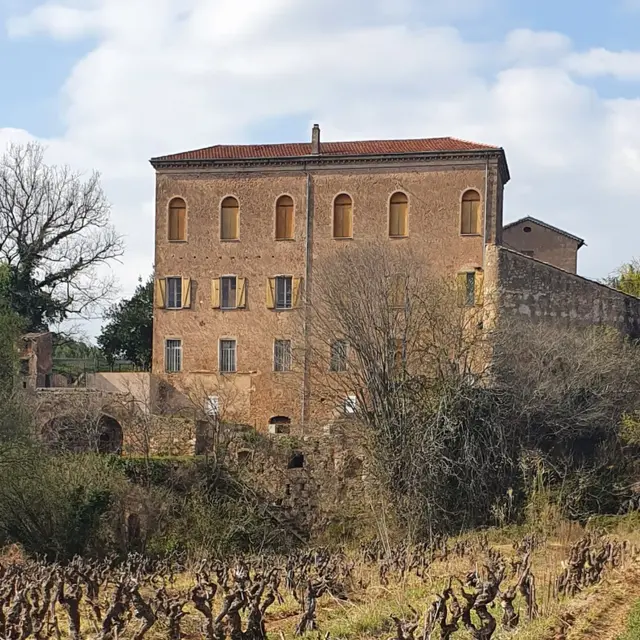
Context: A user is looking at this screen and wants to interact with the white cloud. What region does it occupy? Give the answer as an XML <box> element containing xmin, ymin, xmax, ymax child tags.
<box><xmin>4</xmin><ymin>0</ymin><xmax>640</xmax><ymax>338</ymax></box>
<box><xmin>564</xmin><ymin>48</ymin><xmax>640</xmax><ymax>80</ymax></box>
<box><xmin>504</xmin><ymin>28</ymin><xmax>572</xmax><ymax>66</ymax></box>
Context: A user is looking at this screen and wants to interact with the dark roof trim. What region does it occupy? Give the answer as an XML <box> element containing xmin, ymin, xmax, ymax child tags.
<box><xmin>503</xmin><ymin>216</ymin><xmax>584</xmax><ymax>248</ymax></box>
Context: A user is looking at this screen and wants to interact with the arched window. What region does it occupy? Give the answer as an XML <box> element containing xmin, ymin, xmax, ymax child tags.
<box><xmin>168</xmin><ymin>197</ymin><xmax>186</xmax><ymax>241</ymax></box>
<box><xmin>221</xmin><ymin>196</ymin><xmax>239</xmax><ymax>240</ymax></box>
<box><xmin>333</xmin><ymin>194</ymin><xmax>353</xmax><ymax>238</ymax></box>
<box><xmin>275</xmin><ymin>195</ymin><xmax>294</xmax><ymax>240</ymax></box>
<box><xmin>461</xmin><ymin>190</ymin><xmax>481</xmax><ymax>235</ymax></box>
<box><xmin>389</xmin><ymin>192</ymin><xmax>408</xmax><ymax>237</ymax></box>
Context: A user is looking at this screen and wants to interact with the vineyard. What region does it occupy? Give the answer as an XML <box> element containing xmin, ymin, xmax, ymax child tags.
<box><xmin>1</xmin><ymin>523</ymin><xmax>638</xmax><ymax>639</ymax></box>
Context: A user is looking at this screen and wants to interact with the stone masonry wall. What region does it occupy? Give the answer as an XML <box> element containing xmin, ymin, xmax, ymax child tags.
<box><xmin>228</xmin><ymin>427</ymin><xmax>370</xmax><ymax>535</ymax></box>
<box><xmin>153</xmin><ymin>160</ymin><xmax>504</xmax><ymax>433</ymax></box>
<box><xmin>486</xmin><ymin>244</ymin><xmax>640</xmax><ymax>335</ymax></box>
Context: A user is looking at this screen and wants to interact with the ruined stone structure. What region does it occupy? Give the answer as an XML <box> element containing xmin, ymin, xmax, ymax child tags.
<box><xmin>149</xmin><ymin>125</ymin><xmax>637</xmax><ymax>435</ymax></box>
<box><xmin>18</xmin><ymin>332</ymin><xmax>53</xmax><ymax>389</ymax></box>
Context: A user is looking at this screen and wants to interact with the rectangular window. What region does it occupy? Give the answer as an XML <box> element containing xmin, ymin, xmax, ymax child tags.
<box><xmin>166</xmin><ymin>277</ymin><xmax>182</xmax><ymax>309</ymax></box>
<box><xmin>221</xmin><ymin>276</ymin><xmax>237</xmax><ymax>309</ymax></box>
<box><xmin>275</xmin><ymin>276</ymin><xmax>293</xmax><ymax>310</ymax></box>
<box><xmin>330</xmin><ymin>340</ymin><xmax>348</xmax><ymax>372</ymax></box>
<box><xmin>390</xmin><ymin>274</ymin><xmax>406</xmax><ymax>309</ymax></box>
<box><xmin>274</xmin><ymin>339</ymin><xmax>292</xmax><ymax>372</ymax></box>
<box><xmin>165</xmin><ymin>339</ymin><xmax>182</xmax><ymax>372</ymax></box>
<box><xmin>205</xmin><ymin>395</ymin><xmax>219</xmax><ymax>417</ymax></box>
<box><xmin>465</xmin><ymin>272</ymin><xmax>475</xmax><ymax>307</ymax></box>
<box><xmin>219</xmin><ymin>339</ymin><xmax>237</xmax><ymax>373</ymax></box>
<box><xmin>344</xmin><ymin>394</ymin><xmax>357</xmax><ymax>414</ymax></box>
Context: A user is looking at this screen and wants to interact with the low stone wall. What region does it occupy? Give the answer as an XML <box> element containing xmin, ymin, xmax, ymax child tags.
<box><xmin>487</xmin><ymin>245</ymin><xmax>640</xmax><ymax>336</ymax></box>
<box><xmin>228</xmin><ymin>428</ymin><xmax>370</xmax><ymax>532</ymax></box>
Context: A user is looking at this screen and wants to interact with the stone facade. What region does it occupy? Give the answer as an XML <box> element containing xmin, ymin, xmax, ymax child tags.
<box><xmin>151</xmin><ymin>130</ymin><xmax>509</xmax><ymax>433</ymax></box>
<box><xmin>150</xmin><ymin>127</ymin><xmax>638</xmax><ymax>436</ymax></box>
<box><xmin>485</xmin><ymin>245</ymin><xmax>640</xmax><ymax>336</ymax></box>
<box><xmin>502</xmin><ymin>217</ymin><xmax>584</xmax><ymax>274</ymax></box>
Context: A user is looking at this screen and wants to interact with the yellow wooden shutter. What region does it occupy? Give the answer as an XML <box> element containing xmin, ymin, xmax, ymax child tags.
<box><xmin>181</xmin><ymin>277</ymin><xmax>191</xmax><ymax>308</ymax></box>
<box><xmin>266</xmin><ymin>278</ymin><xmax>276</xmax><ymax>309</ymax></box>
<box><xmin>456</xmin><ymin>273</ymin><xmax>466</xmax><ymax>306</ymax></box>
<box><xmin>155</xmin><ymin>278</ymin><xmax>166</xmax><ymax>308</ymax></box>
<box><xmin>345</xmin><ymin>204</ymin><xmax>353</xmax><ymax>237</ymax></box>
<box><xmin>292</xmin><ymin>277</ymin><xmax>303</xmax><ymax>307</ymax></box>
<box><xmin>211</xmin><ymin>279</ymin><xmax>220</xmax><ymax>309</ymax></box>
<box><xmin>177</xmin><ymin>208</ymin><xmax>186</xmax><ymax>240</ymax></box>
<box><xmin>276</xmin><ymin>207</ymin><xmax>285</xmax><ymax>240</ymax></box>
<box><xmin>237</xmin><ymin>277</ymin><xmax>246</xmax><ymax>308</ymax></box>
<box><xmin>475</xmin><ymin>271</ymin><xmax>484</xmax><ymax>306</ymax></box>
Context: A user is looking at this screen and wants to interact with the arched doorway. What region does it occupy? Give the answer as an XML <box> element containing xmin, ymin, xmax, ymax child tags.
<box><xmin>98</xmin><ymin>415</ymin><xmax>123</xmax><ymax>454</ymax></box>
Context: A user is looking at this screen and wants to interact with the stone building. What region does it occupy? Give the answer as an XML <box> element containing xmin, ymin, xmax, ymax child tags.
<box><xmin>503</xmin><ymin>216</ymin><xmax>584</xmax><ymax>274</ymax></box>
<box><xmin>150</xmin><ymin>125</ymin><xmax>639</xmax><ymax>434</ymax></box>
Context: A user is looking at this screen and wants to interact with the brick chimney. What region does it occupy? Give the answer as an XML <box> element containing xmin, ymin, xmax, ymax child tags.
<box><xmin>311</xmin><ymin>124</ymin><xmax>321</xmax><ymax>155</ymax></box>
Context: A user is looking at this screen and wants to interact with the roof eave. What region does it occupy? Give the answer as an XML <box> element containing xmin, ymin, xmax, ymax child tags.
<box><xmin>150</xmin><ymin>147</ymin><xmax>509</xmax><ymax>172</ymax></box>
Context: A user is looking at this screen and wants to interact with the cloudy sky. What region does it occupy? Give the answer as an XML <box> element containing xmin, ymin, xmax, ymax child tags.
<box><xmin>1</xmin><ymin>0</ymin><xmax>640</xmax><ymax>339</ymax></box>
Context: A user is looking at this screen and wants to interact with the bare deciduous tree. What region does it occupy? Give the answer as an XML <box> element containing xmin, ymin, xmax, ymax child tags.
<box><xmin>303</xmin><ymin>242</ymin><xmax>640</xmax><ymax>537</ymax></box>
<box><xmin>0</xmin><ymin>142</ymin><xmax>124</xmax><ymax>329</ymax></box>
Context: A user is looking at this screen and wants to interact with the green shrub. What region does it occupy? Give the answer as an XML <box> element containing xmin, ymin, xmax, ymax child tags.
<box><xmin>0</xmin><ymin>454</ymin><xmax>127</xmax><ymax>560</ymax></box>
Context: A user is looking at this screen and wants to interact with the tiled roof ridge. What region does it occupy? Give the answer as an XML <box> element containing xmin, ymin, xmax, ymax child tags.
<box><xmin>151</xmin><ymin>135</ymin><xmax>501</xmax><ymax>163</ymax></box>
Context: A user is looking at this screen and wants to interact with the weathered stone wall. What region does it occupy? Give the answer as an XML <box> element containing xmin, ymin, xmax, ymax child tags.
<box><xmin>486</xmin><ymin>245</ymin><xmax>640</xmax><ymax>335</ymax></box>
<box><xmin>227</xmin><ymin>427</ymin><xmax>371</xmax><ymax>534</ymax></box>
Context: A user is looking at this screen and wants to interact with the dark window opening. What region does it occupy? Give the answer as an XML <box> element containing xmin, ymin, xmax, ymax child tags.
<box><xmin>166</xmin><ymin>277</ymin><xmax>182</xmax><ymax>309</ymax></box>
<box><xmin>275</xmin><ymin>276</ymin><xmax>293</xmax><ymax>309</ymax></box>
<box><xmin>221</xmin><ymin>276</ymin><xmax>237</xmax><ymax>309</ymax></box>
<box><xmin>274</xmin><ymin>340</ymin><xmax>292</xmax><ymax>372</ymax></box>
<box><xmin>269</xmin><ymin>415</ymin><xmax>291</xmax><ymax>434</ymax></box>
<box><xmin>330</xmin><ymin>340</ymin><xmax>348</xmax><ymax>372</ymax></box>
<box><xmin>465</xmin><ymin>272</ymin><xmax>475</xmax><ymax>307</ymax></box>
<box><xmin>97</xmin><ymin>415</ymin><xmax>123</xmax><ymax>455</ymax></box>
<box><xmin>287</xmin><ymin>452</ymin><xmax>305</xmax><ymax>469</ymax></box>
<box><xmin>523</xmin><ymin>226</ymin><xmax>532</xmax><ymax>233</ymax></box>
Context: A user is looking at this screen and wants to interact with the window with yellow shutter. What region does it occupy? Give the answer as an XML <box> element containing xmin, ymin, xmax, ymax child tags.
<box><xmin>168</xmin><ymin>198</ymin><xmax>186</xmax><ymax>241</ymax></box>
<box><xmin>166</xmin><ymin>277</ymin><xmax>182</xmax><ymax>309</ymax></box>
<box><xmin>275</xmin><ymin>195</ymin><xmax>294</xmax><ymax>240</ymax></box>
<box><xmin>221</xmin><ymin>276</ymin><xmax>237</xmax><ymax>309</ymax></box>
<box><xmin>389</xmin><ymin>192</ymin><xmax>408</xmax><ymax>237</ymax></box>
<box><xmin>221</xmin><ymin>196</ymin><xmax>239</xmax><ymax>240</ymax></box>
<box><xmin>333</xmin><ymin>194</ymin><xmax>353</xmax><ymax>238</ymax></box>
<box><xmin>461</xmin><ymin>190</ymin><xmax>481</xmax><ymax>235</ymax></box>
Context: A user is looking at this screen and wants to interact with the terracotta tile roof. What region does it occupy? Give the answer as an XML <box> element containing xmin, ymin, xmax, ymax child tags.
<box><xmin>151</xmin><ymin>136</ymin><xmax>500</xmax><ymax>162</ymax></box>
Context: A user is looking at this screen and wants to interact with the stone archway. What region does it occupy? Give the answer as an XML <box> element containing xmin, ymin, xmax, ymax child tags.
<box><xmin>98</xmin><ymin>415</ymin><xmax>123</xmax><ymax>454</ymax></box>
